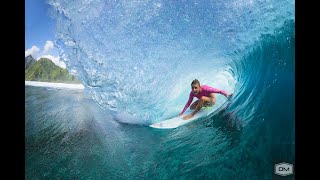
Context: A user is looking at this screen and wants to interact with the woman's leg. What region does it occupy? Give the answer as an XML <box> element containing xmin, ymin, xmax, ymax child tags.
<box><xmin>207</xmin><ymin>94</ymin><xmax>216</xmax><ymax>106</ymax></box>
<box><xmin>200</xmin><ymin>96</ymin><xmax>215</xmax><ymax>105</ymax></box>
<box><xmin>183</xmin><ymin>96</ymin><xmax>214</xmax><ymax>120</ymax></box>
<box><xmin>190</xmin><ymin>96</ymin><xmax>214</xmax><ymax>110</ymax></box>
<box><xmin>190</xmin><ymin>100</ymin><xmax>199</xmax><ymax>110</ymax></box>
<box><xmin>192</xmin><ymin>96</ymin><xmax>215</xmax><ymax>114</ymax></box>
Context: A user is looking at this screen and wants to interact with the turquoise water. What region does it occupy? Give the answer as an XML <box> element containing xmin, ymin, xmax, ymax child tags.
<box><xmin>25</xmin><ymin>22</ymin><xmax>295</xmax><ymax>177</ymax></box>
<box><xmin>26</xmin><ymin>0</ymin><xmax>294</xmax><ymax>179</ymax></box>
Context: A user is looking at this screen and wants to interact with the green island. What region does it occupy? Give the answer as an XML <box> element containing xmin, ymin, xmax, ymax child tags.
<box><xmin>25</xmin><ymin>55</ymin><xmax>81</xmax><ymax>84</ymax></box>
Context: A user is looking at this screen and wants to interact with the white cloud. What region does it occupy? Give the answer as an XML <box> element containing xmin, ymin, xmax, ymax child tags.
<box><xmin>38</xmin><ymin>55</ymin><xmax>67</xmax><ymax>69</ymax></box>
<box><xmin>43</xmin><ymin>40</ymin><xmax>54</xmax><ymax>54</ymax></box>
<box><xmin>26</xmin><ymin>41</ymin><xmax>66</xmax><ymax>69</ymax></box>
<box><xmin>25</xmin><ymin>46</ymin><xmax>40</xmax><ymax>58</ymax></box>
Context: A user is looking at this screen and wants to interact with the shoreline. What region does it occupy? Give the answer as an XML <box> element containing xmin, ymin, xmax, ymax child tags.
<box><xmin>25</xmin><ymin>81</ymin><xmax>85</xmax><ymax>90</ymax></box>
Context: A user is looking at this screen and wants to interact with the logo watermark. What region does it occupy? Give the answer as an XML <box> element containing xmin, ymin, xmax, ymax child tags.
<box><xmin>274</xmin><ymin>162</ymin><xmax>294</xmax><ymax>176</ymax></box>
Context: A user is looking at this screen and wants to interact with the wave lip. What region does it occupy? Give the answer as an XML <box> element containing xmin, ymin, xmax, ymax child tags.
<box><xmin>25</xmin><ymin>81</ymin><xmax>85</xmax><ymax>90</ymax></box>
<box><xmin>47</xmin><ymin>0</ymin><xmax>294</xmax><ymax>124</ymax></box>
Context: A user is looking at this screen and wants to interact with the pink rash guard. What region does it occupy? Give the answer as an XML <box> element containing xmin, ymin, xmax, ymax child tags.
<box><xmin>180</xmin><ymin>85</ymin><xmax>228</xmax><ymax>115</ymax></box>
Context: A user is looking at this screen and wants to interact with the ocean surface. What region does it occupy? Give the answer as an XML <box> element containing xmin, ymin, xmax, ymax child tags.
<box><xmin>26</xmin><ymin>0</ymin><xmax>294</xmax><ymax>179</ymax></box>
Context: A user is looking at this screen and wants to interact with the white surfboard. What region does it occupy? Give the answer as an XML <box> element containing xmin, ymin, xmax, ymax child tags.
<box><xmin>149</xmin><ymin>106</ymin><xmax>215</xmax><ymax>129</ymax></box>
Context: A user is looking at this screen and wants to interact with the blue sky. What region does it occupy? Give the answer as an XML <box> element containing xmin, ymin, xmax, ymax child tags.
<box><xmin>25</xmin><ymin>0</ymin><xmax>65</xmax><ymax>68</ymax></box>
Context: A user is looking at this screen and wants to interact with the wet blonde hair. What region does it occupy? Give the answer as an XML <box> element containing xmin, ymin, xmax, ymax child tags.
<box><xmin>191</xmin><ymin>79</ymin><xmax>200</xmax><ymax>86</ymax></box>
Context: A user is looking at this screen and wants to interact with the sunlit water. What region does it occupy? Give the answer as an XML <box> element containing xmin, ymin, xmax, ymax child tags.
<box><xmin>26</xmin><ymin>0</ymin><xmax>295</xmax><ymax>179</ymax></box>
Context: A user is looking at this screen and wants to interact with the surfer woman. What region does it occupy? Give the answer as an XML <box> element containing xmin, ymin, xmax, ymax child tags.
<box><xmin>179</xmin><ymin>79</ymin><xmax>233</xmax><ymax>120</ymax></box>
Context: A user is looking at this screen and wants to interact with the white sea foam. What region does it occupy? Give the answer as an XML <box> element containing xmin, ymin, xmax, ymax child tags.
<box><xmin>25</xmin><ymin>81</ymin><xmax>84</xmax><ymax>89</ymax></box>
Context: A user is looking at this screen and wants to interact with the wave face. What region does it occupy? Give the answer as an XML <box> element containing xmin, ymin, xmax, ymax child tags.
<box><xmin>48</xmin><ymin>0</ymin><xmax>294</xmax><ymax>125</ymax></box>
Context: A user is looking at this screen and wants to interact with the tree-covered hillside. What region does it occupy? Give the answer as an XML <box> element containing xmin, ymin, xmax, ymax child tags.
<box><xmin>25</xmin><ymin>57</ymin><xmax>81</xmax><ymax>84</ymax></box>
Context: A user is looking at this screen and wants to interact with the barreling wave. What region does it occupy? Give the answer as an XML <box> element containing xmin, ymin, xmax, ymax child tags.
<box><xmin>217</xmin><ymin>19</ymin><xmax>294</xmax><ymax>126</ymax></box>
<box><xmin>47</xmin><ymin>0</ymin><xmax>294</xmax><ymax>125</ymax></box>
